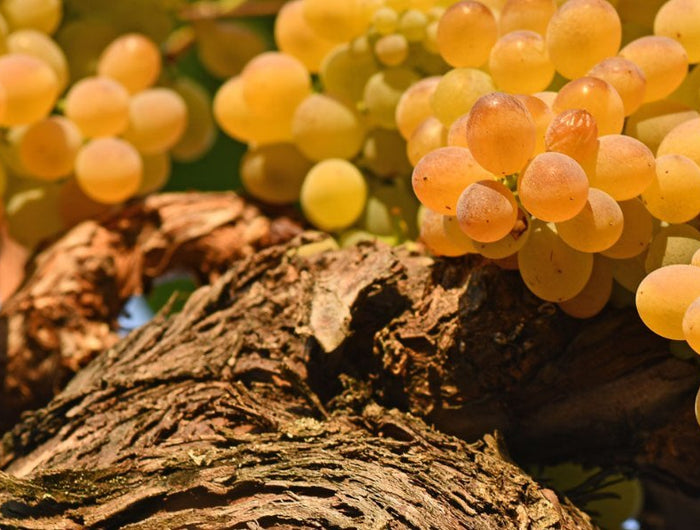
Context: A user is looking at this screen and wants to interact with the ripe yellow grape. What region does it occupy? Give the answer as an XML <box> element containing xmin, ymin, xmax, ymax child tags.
<box><xmin>300</xmin><ymin>159</ymin><xmax>367</xmax><ymax>231</ymax></box>
<box><xmin>489</xmin><ymin>30</ymin><xmax>555</xmax><ymax>94</ymax></box>
<box><xmin>654</xmin><ymin>0</ymin><xmax>700</xmax><ymax>64</ymax></box>
<box><xmin>636</xmin><ymin>264</ymin><xmax>700</xmax><ymax>339</ymax></box>
<box><xmin>436</xmin><ymin>1</ymin><xmax>497</xmax><ymax>68</ymax></box>
<box><xmin>624</xmin><ymin>101</ymin><xmax>699</xmax><ymax>153</ymax></box>
<box><xmin>373</xmin><ymin>7</ymin><xmax>399</xmax><ymax>35</ymax></box>
<box><xmin>466</xmin><ymin>92</ymin><xmax>536</xmax><ymax>175</ymax></box>
<box><xmin>642</xmin><ymin>155</ymin><xmax>700</xmax><ymax>223</ymax></box>
<box><xmin>1</xmin><ymin>0</ymin><xmax>61</xmax><ymax>35</ymax></box>
<box><xmin>138</xmin><ymin>152</ymin><xmax>171</xmax><ymax>195</ymax></box>
<box><xmin>18</xmin><ymin>116</ymin><xmax>82</xmax><ymax>181</ymax></box>
<box><xmin>644</xmin><ymin>224</ymin><xmax>700</xmax><ymax>273</ymax></box>
<box><xmin>518</xmin><ymin>151</ymin><xmax>589</xmax><ymax>222</ymax></box>
<box><xmin>446</xmin><ymin>113</ymin><xmax>469</xmax><ymax>148</ymax></box>
<box><xmin>395</xmin><ymin>76</ymin><xmax>441</xmax><ymax>140</ymax></box>
<box><xmin>193</xmin><ymin>20</ymin><xmax>267</xmax><ymax>80</ymax></box>
<box><xmin>302</xmin><ymin>0</ymin><xmax>375</xmax><ymax>42</ymax></box>
<box><xmin>362</xmin><ymin>128</ymin><xmax>413</xmax><ymax>178</ymax></box>
<box><xmin>171</xmin><ymin>78</ymin><xmax>216</xmax><ymax>163</ymax></box>
<box><xmin>407</xmin><ymin>116</ymin><xmax>447</xmax><ymax>165</ymax></box>
<box><xmin>122</xmin><ymin>88</ymin><xmax>187</xmax><ymax>156</ymax></box>
<box><xmin>274</xmin><ymin>0</ymin><xmax>336</xmax><ymax>72</ymax></box>
<box><xmin>419</xmin><ymin>207</ymin><xmax>476</xmax><ymax>256</ymax></box>
<box><xmin>518</xmin><ymin>220</ymin><xmax>594</xmax><ymax>302</ymax></box>
<box><xmin>58</xmin><ymin>177</ymin><xmax>112</xmax><ymax>229</ymax></box>
<box><xmin>97</xmin><ymin>33</ymin><xmax>162</xmax><ymax>94</ymax></box>
<box><xmin>0</xmin><ymin>53</ymin><xmax>56</xmax><ymax>126</ymax></box>
<box><xmin>456</xmin><ymin>180</ymin><xmax>518</xmax><ymax>242</ymax></box>
<box><xmin>587</xmin><ymin>56</ymin><xmax>646</xmax><ymax>116</ymax></box>
<box><xmin>412</xmin><ymin>145</ymin><xmax>494</xmax><ymax>215</ymax></box>
<box><xmin>619</xmin><ymin>36</ymin><xmax>689</xmax><ymax>102</ymax></box>
<box><xmin>364</xmin><ymin>68</ymin><xmax>420</xmax><ymax>129</ymax></box>
<box><xmin>64</xmin><ymin>76</ymin><xmax>130</xmax><ymax>138</ymax></box>
<box><xmin>601</xmin><ymin>198</ymin><xmax>653</xmax><ymax>259</ymax></box>
<box><xmin>514</xmin><ymin>94</ymin><xmax>553</xmax><ymax>154</ymax></box>
<box><xmin>558</xmin><ymin>256</ymin><xmax>613</xmax><ymax>318</ymax></box>
<box><xmin>430</xmin><ymin>68</ymin><xmax>495</xmax><ymax>126</ymax></box>
<box><xmin>555</xmin><ymin>188</ymin><xmax>623</xmax><ymax>252</ymax></box>
<box><xmin>552</xmin><ymin>76</ymin><xmax>625</xmax><ymax>135</ymax></box>
<box><xmin>657</xmin><ymin>117</ymin><xmax>700</xmax><ymax>168</ymax></box>
<box><xmin>591</xmin><ymin>134</ymin><xmax>656</xmax><ymax>201</ymax></box>
<box><xmin>545</xmin><ymin>0</ymin><xmax>621</xmax><ymax>79</ymax></box>
<box><xmin>499</xmin><ymin>0</ymin><xmax>557</xmax><ymax>36</ymax></box>
<box><xmin>75</xmin><ymin>138</ymin><xmax>142</xmax><ymax>204</ymax></box>
<box><xmin>374</xmin><ymin>33</ymin><xmax>409</xmax><ymax>66</ymax></box>
<box><xmin>472</xmin><ymin>207</ymin><xmax>531</xmax><ymax>259</ymax></box>
<box><xmin>241</xmin><ymin>143</ymin><xmax>312</xmax><ymax>205</ymax></box>
<box><xmin>6</xmin><ymin>29</ymin><xmax>68</xmax><ymax>92</ymax></box>
<box><xmin>320</xmin><ymin>42</ymin><xmax>380</xmax><ymax>106</ymax></box>
<box><xmin>292</xmin><ymin>93</ymin><xmax>365</xmax><ymax>161</ymax></box>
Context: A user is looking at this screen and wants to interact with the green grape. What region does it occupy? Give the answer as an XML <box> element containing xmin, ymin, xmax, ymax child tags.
<box><xmin>320</xmin><ymin>42</ymin><xmax>380</xmax><ymax>106</ymax></box>
<box><xmin>18</xmin><ymin>116</ymin><xmax>82</xmax><ymax>181</ymax></box>
<box><xmin>637</xmin><ymin>264</ymin><xmax>700</xmax><ymax>339</ymax></box>
<box><xmin>590</xmin><ymin>134</ymin><xmax>656</xmax><ymax>201</ymax></box>
<box><xmin>97</xmin><ymin>33</ymin><xmax>162</xmax><ymax>94</ymax></box>
<box><xmin>456</xmin><ymin>180</ymin><xmax>518</xmax><ymax>243</ymax></box>
<box><xmin>422</xmin><ymin>20</ymin><xmax>439</xmax><ymax>53</ymax></box>
<box><xmin>361</xmin><ymin>180</ymin><xmax>418</xmax><ymax>239</ymax></box>
<box><xmin>489</xmin><ymin>30</ymin><xmax>555</xmax><ymax>94</ymax></box>
<box><xmin>654</xmin><ymin>0</ymin><xmax>700</xmax><ymax>64</ymax></box>
<box><xmin>587</xmin><ymin>56</ymin><xmax>646</xmax><ymax>116</ymax></box>
<box><xmin>558</xmin><ymin>255</ymin><xmax>613</xmax><ymax>318</ymax></box>
<box><xmin>552</xmin><ymin>76</ymin><xmax>625</xmax><ymax>135</ymax></box>
<box><xmin>625</xmin><ymin>100</ymin><xmax>699</xmax><ymax>153</ymax></box>
<box><xmin>601</xmin><ymin>198</ymin><xmax>653</xmax><ymax>259</ymax></box>
<box><xmin>292</xmin><ymin>93</ymin><xmax>365</xmax><ymax>161</ymax></box>
<box><xmin>644</xmin><ymin>224</ymin><xmax>700</xmax><ymax>273</ymax></box>
<box><xmin>545</xmin><ymin>0</ymin><xmax>621</xmax><ymax>79</ymax></box>
<box><xmin>361</xmin><ymin>128</ymin><xmax>412</xmax><ymax>178</ymax></box>
<box><xmin>619</xmin><ymin>36</ymin><xmax>689</xmax><ymax>102</ymax></box>
<box><xmin>372</xmin><ymin>7</ymin><xmax>399</xmax><ymax>35</ymax></box>
<box><xmin>499</xmin><ymin>0</ymin><xmax>556</xmax><ymax>36</ymax></box>
<box><xmin>300</xmin><ymin>159</ymin><xmax>368</xmax><ymax>231</ymax></box>
<box><xmin>518</xmin><ymin>220</ymin><xmax>594</xmax><ymax>302</ymax></box>
<box><xmin>406</xmin><ymin>116</ymin><xmax>447</xmax><ymax>166</ymax></box>
<box><xmin>364</xmin><ymin>68</ymin><xmax>420</xmax><ymax>129</ymax></box>
<box><xmin>122</xmin><ymin>88</ymin><xmax>187</xmax><ymax>155</ymax></box>
<box><xmin>302</xmin><ymin>0</ymin><xmax>376</xmax><ymax>42</ymax></box>
<box><xmin>683</xmin><ymin>297</ymin><xmax>700</xmax><ymax>354</ymax></box>
<box><xmin>657</xmin><ymin>117</ymin><xmax>700</xmax><ymax>168</ymax></box>
<box><xmin>430</xmin><ymin>67</ymin><xmax>495</xmax><ymax>126</ymax></box>
<box><xmin>544</xmin><ymin>109</ymin><xmax>598</xmax><ymax>176</ymax></box>
<box><xmin>1</xmin><ymin>0</ymin><xmax>61</xmax><ymax>35</ymax></box>
<box><xmin>170</xmin><ymin>78</ymin><xmax>216</xmax><ymax>163</ymax></box>
<box><xmin>6</xmin><ymin>29</ymin><xmax>68</xmax><ymax>92</ymax></box>
<box><xmin>5</xmin><ymin>180</ymin><xmax>63</xmax><ymax>248</ymax></box>
<box><xmin>395</xmin><ymin>75</ymin><xmax>441</xmax><ymax>140</ymax></box>
<box><xmin>611</xmin><ymin>253</ymin><xmax>648</xmax><ymax>292</ymax></box>
<box><xmin>56</xmin><ymin>19</ymin><xmax>119</xmax><ymax>83</ymax></box>
<box><xmin>436</xmin><ymin>1</ymin><xmax>498</xmax><ymax>68</ymax></box>
<box><xmin>374</xmin><ymin>33</ymin><xmax>409</xmax><ymax>66</ymax></box>
<box><xmin>472</xmin><ymin>207</ymin><xmax>531</xmax><ymax>259</ymax></box>
<box><xmin>642</xmin><ymin>155</ymin><xmax>700</xmax><ymax>223</ymax></box>
<box><xmin>194</xmin><ymin>20</ymin><xmax>267</xmax><ymax>80</ymax></box>
<box><xmin>555</xmin><ymin>188</ymin><xmax>623</xmax><ymax>252</ymax></box>
<box><xmin>0</xmin><ymin>53</ymin><xmax>58</xmax><ymax>126</ymax></box>
<box><xmin>64</xmin><ymin>76</ymin><xmax>130</xmax><ymax>138</ymax></box>
<box><xmin>275</xmin><ymin>0</ymin><xmax>336</xmax><ymax>72</ymax></box>
<box><xmin>75</xmin><ymin>137</ymin><xmax>143</xmax><ymax>204</ymax></box>
<box><xmin>398</xmin><ymin>9</ymin><xmax>428</xmax><ymax>42</ymax></box>
<box><xmin>419</xmin><ymin>207</ymin><xmax>476</xmax><ymax>256</ymax></box>
<box><xmin>240</xmin><ymin>143</ymin><xmax>312</xmax><ymax>205</ymax></box>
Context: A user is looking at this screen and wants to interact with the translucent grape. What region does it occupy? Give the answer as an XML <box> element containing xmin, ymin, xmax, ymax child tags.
<box><xmin>1</xmin><ymin>0</ymin><xmax>61</xmax><ymax>35</ymax></box>
<box><xmin>437</xmin><ymin>1</ymin><xmax>498</xmax><ymax>68</ymax></box>
<box><xmin>552</xmin><ymin>77</ymin><xmax>625</xmax><ymax>135</ymax></box>
<box><xmin>374</xmin><ymin>33</ymin><xmax>409</xmax><ymax>66</ymax></box>
<box><xmin>292</xmin><ymin>93</ymin><xmax>365</xmax><ymax>161</ymax></box>
<box><xmin>64</xmin><ymin>76</ymin><xmax>130</xmax><ymax>138</ymax></box>
<box><xmin>75</xmin><ymin>138</ymin><xmax>143</xmax><ymax>204</ymax></box>
<box><xmin>518</xmin><ymin>152</ymin><xmax>589</xmax><ymax>222</ymax></box>
<box><xmin>544</xmin><ymin>108</ymin><xmax>599</xmax><ymax>176</ymax></box>
<box><xmin>645</xmin><ymin>224</ymin><xmax>700</xmax><ymax>273</ymax></box>
<box><xmin>555</xmin><ymin>188</ymin><xmax>623</xmax><ymax>252</ymax></box>
<box><xmin>587</xmin><ymin>56</ymin><xmax>646</xmax><ymax>116</ymax></box>
<box><xmin>362</xmin><ymin>128</ymin><xmax>412</xmax><ymax>178</ymax></box>
<box><xmin>518</xmin><ymin>220</ymin><xmax>594</xmax><ymax>302</ymax></box>
<box><xmin>591</xmin><ymin>134</ymin><xmax>656</xmax><ymax>201</ymax></box>
<box><xmin>472</xmin><ymin>207</ymin><xmax>531</xmax><ymax>259</ymax></box>
<box><xmin>430</xmin><ymin>68</ymin><xmax>495</xmax><ymax>126</ymax></box>
<box><xmin>514</xmin><ymin>94</ymin><xmax>553</xmax><ymax>154</ymax></box>
<box><xmin>489</xmin><ymin>30</ymin><xmax>555</xmax><ymax>94</ymax></box>
<box><xmin>545</xmin><ymin>0</ymin><xmax>621</xmax><ymax>79</ymax></box>
<box><xmin>302</xmin><ymin>0</ymin><xmax>375</xmax><ymax>42</ymax></box>
<box><xmin>499</xmin><ymin>0</ymin><xmax>557</xmax><ymax>36</ymax></box>
<box><xmin>5</xmin><ymin>182</ymin><xmax>63</xmax><ymax>248</ymax></box>
<box><xmin>619</xmin><ymin>36</ymin><xmax>689</xmax><ymax>102</ymax></box>
<box><xmin>97</xmin><ymin>33</ymin><xmax>162</xmax><ymax>94</ymax></box>
<box><xmin>18</xmin><ymin>116</ymin><xmax>82</xmax><ymax>181</ymax></box>
<box><xmin>624</xmin><ymin>101</ymin><xmax>699</xmax><ymax>153</ymax></box>
<box><xmin>122</xmin><ymin>88</ymin><xmax>188</xmax><ymax>155</ymax></box>
<box><xmin>558</xmin><ymin>256</ymin><xmax>613</xmax><ymax>318</ymax></box>
<box><xmin>300</xmin><ymin>159</ymin><xmax>367</xmax><ymax>231</ymax></box>
<box><xmin>364</xmin><ymin>68</ymin><xmax>420</xmax><ymax>129</ymax></box>
<box><xmin>657</xmin><ymin>117</ymin><xmax>700</xmax><ymax>168</ymax></box>
<box><xmin>274</xmin><ymin>0</ymin><xmax>336</xmax><ymax>72</ymax></box>
<box><xmin>601</xmin><ymin>198</ymin><xmax>653</xmax><ymax>259</ymax></box>
<box><xmin>654</xmin><ymin>0</ymin><xmax>700</xmax><ymax>64</ymax></box>
<box><xmin>0</xmin><ymin>53</ymin><xmax>57</xmax><ymax>126</ymax></box>
<box><xmin>320</xmin><ymin>42</ymin><xmax>380</xmax><ymax>105</ymax></box>
<box><xmin>396</xmin><ymin>76</ymin><xmax>441</xmax><ymax>140</ymax></box>
<box><xmin>407</xmin><ymin>116</ymin><xmax>447</xmax><ymax>165</ymax></box>
<box><xmin>171</xmin><ymin>78</ymin><xmax>216</xmax><ymax>163</ymax></box>
<box><xmin>398</xmin><ymin>9</ymin><xmax>429</xmax><ymax>41</ymax></box>
<box><xmin>419</xmin><ymin>208</ymin><xmax>476</xmax><ymax>256</ymax></box>
<box><xmin>412</xmin><ymin>145</ymin><xmax>495</xmax><ymax>215</ymax></box>
<box><xmin>636</xmin><ymin>264</ymin><xmax>700</xmax><ymax>339</ymax></box>
<box><xmin>465</xmin><ymin>92</ymin><xmax>536</xmax><ymax>175</ymax></box>
<box><xmin>456</xmin><ymin>180</ymin><xmax>517</xmax><ymax>242</ymax></box>
<box><xmin>138</xmin><ymin>152</ymin><xmax>171</xmax><ymax>195</ymax></box>
<box><xmin>6</xmin><ymin>29</ymin><xmax>68</xmax><ymax>92</ymax></box>
<box><xmin>642</xmin><ymin>154</ymin><xmax>700</xmax><ymax>223</ymax></box>
<box><xmin>241</xmin><ymin>143</ymin><xmax>312</xmax><ymax>205</ymax></box>
<box><xmin>193</xmin><ymin>20</ymin><xmax>267</xmax><ymax>79</ymax></box>
<box><xmin>446</xmin><ymin>113</ymin><xmax>469</xmax><ymax>148</ymax></box>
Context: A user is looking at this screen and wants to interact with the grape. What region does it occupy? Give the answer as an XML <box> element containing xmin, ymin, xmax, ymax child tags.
<box><xmin>75</xmin><ymin>138</ymin><xmax>143</xmax><ymax>204</ymax></box>
<box><xmin>518</xmin><ymin>220</ymin><xmax>594</xmax><ymax>302</ymax></box>
<box><xmin>419</xmin><ymin>207</ymin><xmax>476</xmax><ymax>256</ymax></box>
<box><xmin>645</xmin><ymin>224</ymin><xmax>700</xmax><ymax>273</ymax></box>
<box><xmin>624</xmin><ymin>101</ymin><xmax>699</xmax><ymax>153</ymax></box>
<box><xmin>362</xmin><ymin>179</ymin><xmax>419</xmax><ymax>237</ymax></box>
<box><xmin>274</xmin><ymin>0</ymin><xmax>336</xmax><ymax>72</ymax></box>
<box><xmin>364</xmin><ymin>68</ymin><xmax>420</xmax><ymax>129</ymax></box>
<box><xmin>1</xmin><ymin>0</ymin><xmax>61</xmax><ymax>35</ymax></box>
<box><xmin>559</xmin><ymin>256</ymin><xmax>613</xmax><ymax>318</ymax></box>
<box><xmin>446</xmin><ymin>113</ymin><xmax>469</xmax><ymax>148</ymax></box>
<box><xmin>499</xmin><ymin>0</ymin><xmax>557</xmax><ymax>36</ymax></box>
<box><xmin>657</xmin><ymin>117</ymin><xmax>700</xmax><ymax>168</ymax></box>
<box><xmin>423</xmin><ymin>20</ymin><xmax>439</xmax><ymax>53</ymax></box>
<box><xmin>300</xmin><ymin>159</ymin><xmax>368</xmax><ymax>231</ymax></box>
<box><xmin>361</xmin><ymin>128</ymin><xmax>412</xmax><ymax>178</ymax></box>
<box><xmin>97</xmin><ymin>33</ymin><xmax>162</xmax><ymax>94</ymax></box>
<box><xmin>619</xmin><ymin>36</ymin><xmax>689</xmax><ymax>102</ymax></box>
<box><xmin>545</xmin><ymin>0</ymin><xmax>621</xmax><ymax>79</ymax></box>
<box><xmin>193</xmin><ymin>20</ymin><xmax>267</xmax><ymax>79</ymax></box>
<box><xmin>654</xmin><ymin>0</ymin><xmax>700</xmax><ymax>63</ymax></box>
<box><xmin>302</xmin><ymin>0</ymin><xmax>375</xmax><ymax>42</ymax></box>
<box><xmin>398</xmin><ymin>9</ymin><xmax>428</xmax><ymax>41</ymax></box>
<box><xmin>465</xmin><ymin>92</ymin><xmax>536</xmax><ymax>175</ymax></box>
<box><xmin>56</xmin><ymin>19</ymin><xmax>119</xmax><ymax>83</ymax></box>
<box><xmin>58</xmin><ymin>177</ymin><xmax>112</xmax><ymax>229</ymax></box>
<box><xmin>6</xmin><ymin>29</ymin><xmax>68</xmax><ymax>92</ymax></box>
<box><xmin>552</xmin><ymin>77</ymin><xmax>625</xmax><ymax>135</ymax></box>
<box><xmin>374</xmin><ymin>33</ymin><xmax>409</xmax><ymax>66</ymax></box>
<box><xmin>684</xmin><ymin>297</ymin><xmax>700</xmax><ymax>354</ymax></box>
<box><xmin>170</xmin><ymin>78</ymin><xmax>216</xmax><ymax>163</ymax></box>
<box><xmin>320</xmin><ymin>42</ymin><xmax>379</xmax><ymax>106</ymax></box>
<box><xmin>514</xmin><ymin>94</ymin><xmax>553</xmax><ymax>155</ymax></box>
<box><xmin>601</xmin><ymin>198</ymin><xmax>654</xmax><ymax>259</ymax></box>
<box><xmin>122</xmin><ymin>88</ymin><xmax>187</xmax><ymax>156</ymax></box>
<box><xmin>472</xmin><ymin>207</ymin><xmax>531</xmax><ymax>259</ymax></box>
<box><xmin>407</xmin><ymin>116</ymin><xmax>447</xmax><ymax>165</ymax></box>
<box><xmin>611</xmin><ymin>253</ymin><xmax>648</xmax><ymax>292</ymax></box>
<box><xmin>373</xmin><ymin>7</ymin><xmax>399</xmax><ymax>35</ymax></box>
<box><xmin>670</xmin><ymin>53</ymin><xmax>700</xmax><ymax>108</ymax></box>
<box><xmin>18</xmin><ymin>116</ymin><xmax>82</xmax><ymax>181</ymax></box>
<box><xmin>587</xmin><ymin>56</ymin><xmax>646</xmax><ymax>116</ymax></box>
<box><xmin>456</xmin><ymin>180</ymin><xmax>518</xmax><ymax>243</ymax></box>
<box><xmin>518</xmin><ymin>152</ymin><xmax>589</xmax><ymax>222</ymax></box>
<box><xmin>590</xmin><ymin>134</ymin><xmax>656</xmax><ymax>201</ymax></box>
<box><xmin>5</xmin><ymin>182</ymin><xmax>63</xmax><ymax>248</ymax></box>
<box><xmin>0</xmin><ymin>161</ymin><xmax>6</xmax><ymax>197</ymax></box>
<box><xmin>0</xmin><ymin>53</ymin><xmax>58</xmax><ymax>126</ymax></box>
<box><xmin>138</xmin><ymin>152</ymin><xmax>171</xmax><ymax>195</ymax></box>
<box><xmin>292</xmin><ymin>94</ymin><xmax>365</xmax><ymax>161</ymax></box>
<box><xmin>395</xmin><ymin>76</ymin><xmax>441</xmax><ymax>140</ymax></box>
<box><xmin>436</xmin><ymin>1</ymin><xmax>498</xmax><ymax>68</ymax></box>
<box><xmin>555</xmin><ymin>188</ymin><xmax>623</xmax><ymax>252</ymax></box>
<box><xmin>544</xmin><ymin>108</ymin><xmax>598</xmax><ymax>177</ymax></box>
<box><xmin>240</xmin><ymin>143</ymin><xmax>312</xmax><ymax>205</ymax></box>
<box><xmin>430</xmin><ymin>68</ymin><xmax>495</xmax><ymax>126</ymax></box>
<box><xmin>64</xmin><ymin>76</ymin><xmax>130</xmax><ymax>138</ymax></box>
<box><xmin>642</xmin><ymin>154</ymin><xmax>700</xmax><ymax>223</ymax></box>
<box><xmin>488</xmin><ymin>30</ymin><xmax>555</xmax><ymax>94</ymax></box>
<box><xmin>636</xmin><ymin>264</ymin><xmax>700</xmax><ymax>339</ymax></box>
<box><xmin>412</xmin><ymin>145</ymin><xmax>495</xmax><ymax>215</ymax></box>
